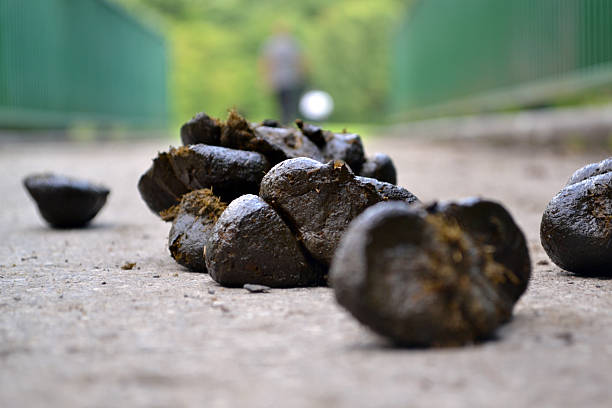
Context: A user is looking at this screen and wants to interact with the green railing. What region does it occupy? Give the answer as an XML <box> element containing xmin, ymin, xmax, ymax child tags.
<box><xmin>0</xmin><ymin>0</ymin><xmax>167</xmax><ymax>128</ymax></box>
<box><xmin>391</xmin><ymin>0</ymin><xmax>612</xmax><ymax>119</ymax></box>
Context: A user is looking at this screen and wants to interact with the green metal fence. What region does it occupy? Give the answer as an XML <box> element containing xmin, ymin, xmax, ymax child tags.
<box><xmin>0</xmin><ymin>0</ymin><xmax>167</xmax><ymax>128</ymax></box>
<box><xmin>391</xmin><ymin>0</ymin><xmax>612</xmax><ymax>119</ymax></box>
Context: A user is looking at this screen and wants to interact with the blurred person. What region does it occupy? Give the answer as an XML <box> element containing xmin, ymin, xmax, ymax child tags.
<box><xmin>259</xmin><ymin>22</ymin><xmax>307</xmax><ymax>124</ymax></box>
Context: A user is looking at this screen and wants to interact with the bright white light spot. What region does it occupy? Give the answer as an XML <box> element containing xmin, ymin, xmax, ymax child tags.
<box><xmin>299</xmin><ymin>90</ymin><xmax>334</xmax><ymax>121</ymax></box>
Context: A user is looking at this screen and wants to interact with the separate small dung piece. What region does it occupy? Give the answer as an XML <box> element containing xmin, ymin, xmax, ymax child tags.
<box><xmin>138</xmin><ymin>144</ymin><xmax>270</xmax><ymax>215</ymax></box>
<box><xmin>206</xmin><ymin>194</ymin><xmax>322</xmax><ymax>287</ymax></box>
<box><xmin>160</xmin><ymin>189</ymin><xmax>227</xmax><ymax>272</ymax></box>
<box><xmin>360</xmin><ymin>153</ymin><xmax>397</xmax><ymax>184</ymax></box>
<box><xmin>330</xmin><ymin>199</ymin><xmax>530</xmax><ymax>347</ymax></box>
<box><xmin>24</xmin><ymin>173</ymin><xmax>109</xmax><ymax>228</ymax></box>
<box><xmin>260</xmin><ymin>158</ymin><xmax>418</xmax><ymax>266</ymax></box>
<box><xmin>540</xmin><ymin>157</ymin><xmax>612</xmax><ymax>276</ymax></box>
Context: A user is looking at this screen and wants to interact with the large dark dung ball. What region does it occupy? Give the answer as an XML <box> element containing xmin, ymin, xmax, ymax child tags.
<box><xmin>331</xmin><ymin>199</ymin><xmax>530</xmax><ymax>347</ymax></box>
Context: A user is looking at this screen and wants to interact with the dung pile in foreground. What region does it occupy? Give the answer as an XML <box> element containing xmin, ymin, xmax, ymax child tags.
<box><xmin>137</xmin><ymin>110</ymin><xmax>413</xmax><ymax>282</ymax></box>
<box><xmin>137</xmin><ymin>109</ymin><xmax>532</xmax><ymax>347</ymax></box>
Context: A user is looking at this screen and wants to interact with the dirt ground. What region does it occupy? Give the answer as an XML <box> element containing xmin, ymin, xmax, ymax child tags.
<box><xmin>1</xmin><ymin>135</ymin><xmax>610</xmax><ymax>408</ymax></box>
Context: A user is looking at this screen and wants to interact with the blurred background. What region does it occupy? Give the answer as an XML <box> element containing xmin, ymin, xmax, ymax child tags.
<box><xmin>2</xmin><ymin>0</ymin><xmax>612</xmax><ymax>141</ymax></box>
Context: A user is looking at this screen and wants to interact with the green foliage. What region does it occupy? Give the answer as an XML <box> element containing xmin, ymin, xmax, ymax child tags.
<box><xmin>304</xmin><ymin>2</ymin><xmax>404</xmax><ymax>121</ymax></box>
<box><xmin>113</xmin><ymin>0</ymin><xmax>411</xmax><ymax>126</ymax></box>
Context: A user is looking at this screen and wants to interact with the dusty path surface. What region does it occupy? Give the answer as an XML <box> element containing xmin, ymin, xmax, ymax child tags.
<box><xmin>1</xmin><ymin>136</ymin><xmax>611</xmax><ymax>408</ymax></box>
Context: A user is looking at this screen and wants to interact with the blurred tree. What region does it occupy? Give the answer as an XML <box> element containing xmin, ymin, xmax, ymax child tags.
<box><xmin>113</xmin><ymin>0</ymin><xmax>411</xmax><ymax>125</ymax></box>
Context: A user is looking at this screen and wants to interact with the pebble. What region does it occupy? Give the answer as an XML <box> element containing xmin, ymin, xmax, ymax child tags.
<box><xmin>243</xmin><ymin>284</ymin><xmax>271</xmax><ymax>293</ymax></box>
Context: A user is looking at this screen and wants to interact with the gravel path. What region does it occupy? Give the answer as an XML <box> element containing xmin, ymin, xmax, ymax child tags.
<box><xmin>1</xmin><ymin>136</ymin><xmax>610</xmax><ymax>408</ymax></box>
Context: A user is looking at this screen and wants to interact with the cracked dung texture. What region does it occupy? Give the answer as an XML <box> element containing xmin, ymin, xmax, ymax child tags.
<box><xmin>160</xmin><ymin>189</ymin><xmax>227</xmax><ymax>272</ymax></box>
<box><xmin>541</xmin><ymin>157</ymin><xmax>612</xmax><ymax>276</ymax></box>
<box><xmin>180</xmin><ymin>112</ymin><xmax>222</xmax><ymax>146</ymax></box>
<box><xmin>137</xmin><ymin>144</ymin><xmax>270</xmax><ymax>215</ymax></box>
<box><xmin>330</xmin><ymin>199</ymin><xmax>531</xmax><ymax>347</ymax></box>
<box><xmin>259</xmin><ymin>158</ymin><xmax>388</xmax><ymax>266</ymax></box>
<box><xmin>23</xmin><ymin>173</ymin><xmax>109</xmax><ymax>228</ymax></box>
<box><xmin>205</xmin><ymin>194</ymin><xmax>320</xmax><ymax>287</ymax></box>
<box><xmin>360</xmin><ymin>153</ymin><xmax>397</xmax><ymax>184</ymax></box>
